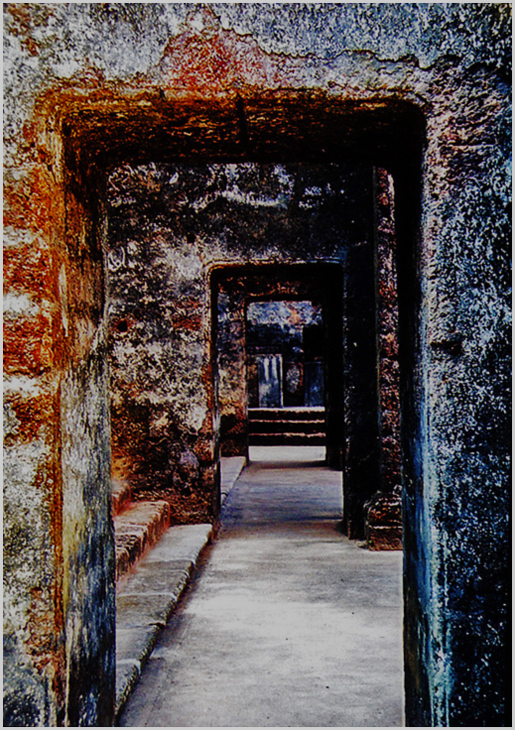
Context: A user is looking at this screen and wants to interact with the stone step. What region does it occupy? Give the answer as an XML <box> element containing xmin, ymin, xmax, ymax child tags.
<box><xmin>249</xmin><ymin>407</ymin><xmax>326</xmax><ymax>445</ymax></box>
<box><xmin>249</xmin><ymin>419</ymin><xmax>325</xmax><ymax>434</ymax></box>
<box><xmin>249</xmin><ymin>432</ymin><xmax>326</xmax><ymax>446</ymax></box>
<box><xmin>112</xmin><ymin>479</ymin><xmax>132</xmax><ymax>516</ymax></box>
<box><xmin>114</xmin><ymin>501</ymin><xmax>171</xmax><ymax>582</ymax></box>
<box><xmin>220</xmin><ymin>456</ymin><xmax>246</xmax><ymax>507</ymax></box>
<box><xmin>249</xmin><ymin>407</ymin><xmax>325</xmax><ymax>421</ymax></box>
<box><xmin>115</xmin><ymin>523</ymin><xmax>214</xmax><ymax>718</ymax></box>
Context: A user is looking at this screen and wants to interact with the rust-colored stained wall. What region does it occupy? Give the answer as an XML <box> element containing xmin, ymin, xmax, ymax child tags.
<box><xmin>4</xmin><ymin>114</ymin><xmax>68</xmax><ymax>724</ymax></box>
<box><xmin>3</xmin><ymin>4</ymin><xmax>510</xmax><ymax>727</ymax></box>
<box><xmin>4</xmin><ymin>115</ymin><xmax>115</xmax><ymax>724</ymax></box>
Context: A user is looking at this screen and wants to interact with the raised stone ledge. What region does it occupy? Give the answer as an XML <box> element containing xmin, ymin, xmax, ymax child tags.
<box><xmin>115</xmin><ymin>523</ymin><xmax>214</xmax><ymax>719</ymax></box>
<box><xmin>114</xmin><ymin>501</ymin><xmax>171</xmax><ymax>581</ymax></box>
<box><xmin>220</xmin><ymin>456</ymin><xmax>246</xmax><ymax>507</ymax></box>
<box><xmin>114</xmin><ymin>458</ymin><xmax>244</xmax><ymax>717</ymax></box>
<box><xmin>112</xmin><ymin>478</ymin><xmax>132</xmax><ymax>516</ymax></box>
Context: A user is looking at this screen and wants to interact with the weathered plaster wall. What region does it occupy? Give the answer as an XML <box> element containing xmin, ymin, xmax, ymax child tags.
<box><xmin>3</xmin><ymin>4</ymin><xmax>510</xmax><ymax>726</ymax></box>
<box><xmin>410</xmin><ymin>62</ymin><xmax>511</xmax><ymax>725</ymax></box>
<box><xmin>3</xmin><ymin>114</ymin><xmax>115</xmax><ymax>725</ymax></box>
<box><xmin>106</xmin><ymin>161</ymin><xmax>371</xmax><ymax>507</ymax></box>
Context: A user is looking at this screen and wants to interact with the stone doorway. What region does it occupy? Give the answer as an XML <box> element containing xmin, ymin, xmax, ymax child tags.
<box><xmin>246</xmin><ymin>299</ymin><xmax>325</xmax><ymax>410</ymax></box>
<box><xmin>10</xmin><ymin>87</ymin><xmax>427</xmax><ymax>724</ymax></box>
<box><xmin>105</xmin><ymin>157</ymin><xmax>406</xmax><ymax>570</ymax></box>
<box><xmin>105</xmin><ymin>155</ymin><xmax>409</xmax><ymax>727</ymax></box>
<box><xmin>246</xmin><ymin>298</ymin><xmax>328</xmax><ymax>459</ymax></box>
<box><xmin>4</xmin><ymin>5</ymin><xmax>509</xmax><ymax>725</ymax></box>
<box><xmin>211</xmin><ymin>262</ymin><xmax>344</xmax><ymax>474</ymax></box>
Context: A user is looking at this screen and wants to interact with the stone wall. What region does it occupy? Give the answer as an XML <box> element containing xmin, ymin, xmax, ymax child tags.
<box><xmin>342</xmin><ymin>176</ymin><xmax>381</xmax><ymax>537</ymax></box>
<box><xmin>106</xmin><ymin>162</ymin><xmax>372</xmax><ymax>514</ymax></box>
<box><xmin>365</xmin><ymin>168</ymin><xmax>403</xmax><ymax>551</ymax></box>
<box><xmin>3</xmin><ymin>4</ymin><xmax>510</xmax><ymax>726</ymax></box>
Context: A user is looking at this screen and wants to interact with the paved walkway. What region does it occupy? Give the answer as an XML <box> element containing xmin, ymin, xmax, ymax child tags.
<box><xmin>119</xmin><ymin>447</ymin><xmax>404</xmax><ymax>727</ymax></box>
<box><xmin>114</xmin><ymin>457</ymin><xmax>246</xmax><ymax>714</ymax></box>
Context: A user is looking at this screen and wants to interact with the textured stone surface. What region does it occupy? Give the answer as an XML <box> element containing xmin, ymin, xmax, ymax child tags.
<box><xmin>116</xmin><ymin>595</ymin><xmax>177</xmax><ymax>629</ymax></box>
<box><xmin>220</xmin><ymin>456</ymin><xmax>246</xmax><ymax>506</ymax></box>
<box><xmin>111</xmin><ymin>478</ymin><xmax>132</xmax><ymax>515</ymax></box>
<box><xmin>3</xmin><ymin>4</ymin><xmax>510</xmax><ymax>726</ymax></box>
<box><xmin>114</xmin><ymin>500</ymin><xmax>170</xmax><ymax>580</ymax></box>
<box><xmin>364</xmin><ymin>168</ymin><xmax>403</xmax><ymax>550</ymax></box>
<box><xmin>106</xmin><ymin>162</ymin><xmax>371</xmax><ymax>516</ymax></box>
<box><xmin>365</xmin><ymin>489</ymin><xmax>403</xmax><ymax>552</ymax></box>
<box><xmin>116</xmin><ymin>563</ymin><xmax>190</xmax><ymax>598</ymax></box>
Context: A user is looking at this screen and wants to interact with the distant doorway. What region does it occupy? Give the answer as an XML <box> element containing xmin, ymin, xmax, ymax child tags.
<box><xmin>246</xmin><ymin>299</ymin><xmax>327</xmax><ymax>457</ymax></box>
<box><xmin>246</xmin><ymin>300</ymin><xmax>325</xmax><ymax>409</ymax></box>
<box><xmin>212</xmin><ymin>263</ymin><xmax>344</xmax><ymax>471</ymax></box>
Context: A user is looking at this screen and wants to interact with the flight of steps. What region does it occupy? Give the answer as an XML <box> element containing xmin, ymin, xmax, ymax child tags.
<box><xmin>248</xmin><ymin>407</ymin><xmax>326</xmax><ymax>446</ymax></box>
<box><xmin>112</xmin><ymin>480</ymin><xmax>170</xmax><ymax>583</ymax></box>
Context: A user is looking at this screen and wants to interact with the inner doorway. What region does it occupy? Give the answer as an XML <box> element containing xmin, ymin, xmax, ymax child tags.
<box><xmin>212</xmin><ymin>262</ymin><xmax>344</xmax><ymax>475</ymax></box>
<box><xmin>247</xmin><ymin>299</ymin><xmax>325</xmax><ymax>409</ymax></box>
<box><xmin>246</xmin><ymin>299</ymin><xmax>327</xmax><ymax>462</ymax></box>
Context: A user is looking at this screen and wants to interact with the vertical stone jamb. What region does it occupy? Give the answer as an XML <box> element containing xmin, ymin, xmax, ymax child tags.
<box><xmin>322</xmin><ymin>267</ymin><xmax>345</xmax><ymax>472</ymax></box>
<box><xmin>59</xmin><ymin>157</ymin><xmax>115</xmax><ymax>726</ymax></box>
<box><xmin>364</xmin><ymin>168</ymin><xmax>403</xmax><ymax>550</ymax></box>
<box><xmin>3</xmin><ymin>110</ymin><xmax>68</xmax><ymax>726</ymax></box>
<box><xmin>215</xmin><ymin>274</ymin><xmax>249</xmax><ymax>458</ymax></box>
<box><xmin>4</xmin><ymin>92</ymin><xmax>117</xmax><ymax>725</ymax></box>
<box><xmin>342</xmin><ymin>174</ymin><xmax>380</xmax><ymax>538</ymax></box>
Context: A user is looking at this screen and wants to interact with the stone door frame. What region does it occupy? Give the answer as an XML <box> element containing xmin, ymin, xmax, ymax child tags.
<box><xmin>21</xmin><ymin>89</ymin><xmax>425</xmax><ymax>724</ymax></box>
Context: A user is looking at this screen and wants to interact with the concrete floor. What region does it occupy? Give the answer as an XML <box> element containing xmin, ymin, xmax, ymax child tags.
<box><xmin>119</xmin><ymin>447</ymin><xmax>404</xmax><ymax>727</ymax></box>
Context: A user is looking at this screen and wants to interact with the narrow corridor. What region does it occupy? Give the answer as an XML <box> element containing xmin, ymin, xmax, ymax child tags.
<box><xmin>119</xmin><ymin>447</ymin><xmax>403</xmax><ymax>727</ymax></box>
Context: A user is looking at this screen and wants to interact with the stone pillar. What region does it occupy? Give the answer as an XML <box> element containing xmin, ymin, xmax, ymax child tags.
<box><xmin>322</xmin><ymin>269</ymin><xmax>345</xmax><ymax>472</ymax></box>
<box><xmin>365</xmin><ymin>168</ymin><xmax>402</xmax><ymax>550</ymax></box>
<box><xmin>342</xmin><ymin>172</ymin><xmax>379</xmax><ymax>538</ymax></box>
<box><xmin>402</xmin><ymin>74</ymin><xmax>510</xmax><ymax>726</ymax></box>
<box><xmin>4</xmin><ymin>154</ymin><xmax>68</xmax><ymax>727</ymax></box>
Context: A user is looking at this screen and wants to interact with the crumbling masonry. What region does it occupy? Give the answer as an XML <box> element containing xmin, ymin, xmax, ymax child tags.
<box><xmin>3</xmin><ymin>4</ymin><xmax>510</xmax><ymax>727</ymax></box>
